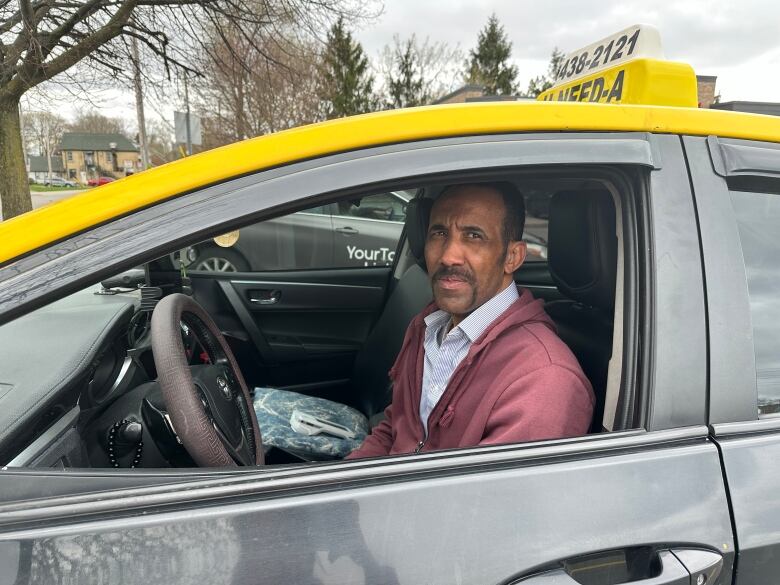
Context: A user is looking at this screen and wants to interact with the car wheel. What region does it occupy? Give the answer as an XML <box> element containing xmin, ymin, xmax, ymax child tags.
<box><xmin>192</xmin><ymin>247</ymin><xmax>249</xmax><ymax>272</ymax></box>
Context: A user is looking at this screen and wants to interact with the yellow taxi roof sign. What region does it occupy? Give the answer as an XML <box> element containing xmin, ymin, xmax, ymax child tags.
<box><xmin>538</xmin><ymin>58</ymin><xmax>698</xmax><ymax>107</ymax></box>
<box><xmin>538</xmin><ymin>24</ymin><xmax>698</xmax><ymax>107</ymax></box>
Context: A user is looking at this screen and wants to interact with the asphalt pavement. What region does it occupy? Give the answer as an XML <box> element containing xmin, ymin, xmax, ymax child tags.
<box><xmin>31</xmin><ymin>189</ymin><xmax>83</xmax><ymax>209</ymax></box>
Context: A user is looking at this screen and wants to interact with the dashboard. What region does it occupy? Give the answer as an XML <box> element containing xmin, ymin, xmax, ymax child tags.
<box><xmin>0</xmin><ymin>287</ymin><xmax>194</xmax><ymax>469</ymax></box>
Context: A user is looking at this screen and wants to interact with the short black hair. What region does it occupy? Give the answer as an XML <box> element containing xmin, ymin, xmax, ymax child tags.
<box><xmin>440</xmin><ymin>181</ymin><xmax>525</xmax><ymax>245</ymax></box>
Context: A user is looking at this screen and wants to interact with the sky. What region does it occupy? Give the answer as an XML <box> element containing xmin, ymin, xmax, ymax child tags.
<box><xmin>28</xmin><ymin>0</ymin><xmax>780</xmax><ymax>129</ymax></box>
<box><xmin>356</xmin><ymin>0</ymin><xmax>780</xmax><ymax>101</ymax></box>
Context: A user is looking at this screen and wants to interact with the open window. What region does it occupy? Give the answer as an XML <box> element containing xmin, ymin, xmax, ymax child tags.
<box><xmin>0</xmin><ymin>162</ymin><xmax>645</xmax><ymax>470</ymax></box>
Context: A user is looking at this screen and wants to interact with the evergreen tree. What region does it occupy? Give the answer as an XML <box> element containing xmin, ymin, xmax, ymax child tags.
<box><xmin>465</xmin><ymin>14</ymin><xmax>518</xmax><ymax>95</ymax></box>
<box><xmin>386</xmin><ymin>37</ymin><xmax>427</xmax><ymax>108</ymax></box>
<box><xmin>320</xmin><ymin>18</ymin><xmax>376</xmax><ymax>118</ymax></box>
<box><xmin>526</xmin><ymin>48</ymin><xmax>565</xmax><ymax>97</ymax></box>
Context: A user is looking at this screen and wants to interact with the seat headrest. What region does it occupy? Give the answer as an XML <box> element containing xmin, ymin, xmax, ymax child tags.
<box><xmin>548</xmin><ymin>190</ymin><xmax>617</xmax><ymax>311</ymax></box>
<box><xmin>405</xmin><ymin>197</ymin><xmax>433</xmax><ymax>268</ymax></box>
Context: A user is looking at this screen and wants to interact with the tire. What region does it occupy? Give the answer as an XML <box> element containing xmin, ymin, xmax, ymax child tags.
<box><xmin>192</xmin><ymin>247</ymin><xmax>250</xmax><ymax>272</ymax></box>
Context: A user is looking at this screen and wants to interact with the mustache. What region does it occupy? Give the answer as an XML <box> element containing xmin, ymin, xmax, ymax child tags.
<box><xmin>432</xmin><ymin>266</ymin><xmax>475</xmax><ymax>284</ymax></box>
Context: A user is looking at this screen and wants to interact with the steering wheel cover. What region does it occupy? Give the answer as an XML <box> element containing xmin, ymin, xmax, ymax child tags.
<box><xmin>151</xmin><ymin>293</ymin><xmax>263</xmax><ymax>466</ymax></box>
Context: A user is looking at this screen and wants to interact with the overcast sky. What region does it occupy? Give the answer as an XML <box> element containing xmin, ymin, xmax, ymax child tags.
<box><xmin>356</xmin><ymin>0</ymin><xmax>780</xmax><ymax>101</ymax></box>
<box><xmin>35</xmin><ymin>0</ymin><xmax>780</xmax><ymax>128</ymax></box>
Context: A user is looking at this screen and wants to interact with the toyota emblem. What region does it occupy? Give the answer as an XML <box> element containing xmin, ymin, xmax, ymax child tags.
<box><xmin>217</xmin><ymin>376</ymin><xmax>231</xmax><ymax>398</ymax></box>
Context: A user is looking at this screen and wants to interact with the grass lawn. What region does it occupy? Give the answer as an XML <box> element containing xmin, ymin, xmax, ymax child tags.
<box><xmin>29</xmin><ymin>184</ymin><xmax>88</xmax><ymax>192</ymax></box>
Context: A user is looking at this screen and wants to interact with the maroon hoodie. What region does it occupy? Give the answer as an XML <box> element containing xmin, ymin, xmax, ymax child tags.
<box><xmin>348</xmin><ymin>288</ymin><xmax>595</xmax><ymax>458</ymax></box>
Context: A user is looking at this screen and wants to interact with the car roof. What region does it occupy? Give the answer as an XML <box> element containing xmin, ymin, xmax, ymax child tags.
<box><xmin>2</xmin><ymin>101</ymin><xmax>780</xmax><ymax>266</ymax></box>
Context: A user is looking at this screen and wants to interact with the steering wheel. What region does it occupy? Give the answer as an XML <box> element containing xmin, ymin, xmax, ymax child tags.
<box><xmin>150</xmin><ymin>293</ymin><xmax>263</xmax><ymax>466</ymax></box>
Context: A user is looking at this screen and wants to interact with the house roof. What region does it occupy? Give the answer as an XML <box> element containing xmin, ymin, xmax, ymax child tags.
<box><xmin>27</xmin><ymin>155</ymin><xmax>64</xmax><ymax>173</ymax></box>
<box><xmin>433</xmin><ymin>84</ymin><xmax>486</xmax><ymax>104</ymax></box>
<box><xmin>710</xmin><ymin>101</ymin><xmax>780</xmax><ymax>117</ymax></box>
<box><xmin>60</xmin><ymin>133</ymin><xmax>139</xmax><ymax>152</ymax></box>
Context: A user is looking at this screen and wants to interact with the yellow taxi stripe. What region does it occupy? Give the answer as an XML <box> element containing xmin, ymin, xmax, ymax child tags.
<box><xmin>2</xmin><ymin>101</ymin><xmax>780</xmax><ymax>265</ymax></box>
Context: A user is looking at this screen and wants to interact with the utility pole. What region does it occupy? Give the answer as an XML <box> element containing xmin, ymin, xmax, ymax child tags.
<box><xmin>184</xmin><ymin>74</ymin><xmax>192</xmax><ymax>156</ymax></box>
<box><xmin>131</xmin><ymin>35</ymin><xmax>149</xmax><ymax>170</ymax></box>
<box><xmin>45</xmin><ymin>117</ymin><xmax>53</xmax><ymax>184</ymax></box>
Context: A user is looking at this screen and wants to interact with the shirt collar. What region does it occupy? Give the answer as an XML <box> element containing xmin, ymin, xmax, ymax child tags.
<box><xmin>424</xmin><ymin>282</ymin><xmax>519</xmax><ymax>343</ymax></box>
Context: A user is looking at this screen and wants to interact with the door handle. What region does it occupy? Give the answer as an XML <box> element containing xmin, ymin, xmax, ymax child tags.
<box><xmin>249</xmin><ymin>289</ymin><xmax>281</xmax><ymax>305</ymax></box>
<box><xmin>514</xmin><ymin>549</ymin><xmax>721</xmax><ymax>585</ymax></box>
<box><xmin>335</xmin><ymin>226</ymin><xmax>359</xmax><ymax>235</ymax></box>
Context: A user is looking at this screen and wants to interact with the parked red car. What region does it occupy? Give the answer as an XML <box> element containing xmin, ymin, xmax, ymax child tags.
<box><xmin>87</xmin><ymin>176</ymin><xmax>116</xmax><ymax>186</ymax></box>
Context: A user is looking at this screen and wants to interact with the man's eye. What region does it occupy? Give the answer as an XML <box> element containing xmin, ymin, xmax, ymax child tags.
<box><xmin>428</xmin><ymin>230</ymin><xmax>446</xmax><ymax>238</ymax></box>
<box><xmin>466</xmin><ymin>232</ymin><xmax>483</xmax><ymax>240</ymax></box>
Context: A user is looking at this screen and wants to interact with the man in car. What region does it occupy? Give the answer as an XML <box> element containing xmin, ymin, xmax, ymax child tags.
<box><xmin>348</xmin><ymin>182</ymin><xmax>594</xmax><ymax>458</ymax></box>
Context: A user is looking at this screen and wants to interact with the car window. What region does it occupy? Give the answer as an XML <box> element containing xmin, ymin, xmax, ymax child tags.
<box><xmin>186</xmin><ymin>201</ymin><xmax>337</xmax><ymax>273</ymax></box>
<box><xmin>187</xmin><ymin>188</ymin><xmax>553</xmax><ymax>274</ymax></box>
<box><xmin>298</xmin><ymin>205</ymin><xmax>328</xmax><ymax>215</ymax></box>
<box><xmin>335</xmin><ymin>192</ymin><xmax>409</xmax><ymax>222</ymax></box>
<box><xmin>730</xmin><ymin>190</ymin><xmax>780</xmax><ymax>416</ymax></box>
<box><xmin>522</xmin><ymin>189</ymin><xmax>551</xmax><ymax>263</ymax></box>
<box><xmin>188</xmin><ymin>192</ymin><xmax>410</xmax><ymax>273</ymax></box>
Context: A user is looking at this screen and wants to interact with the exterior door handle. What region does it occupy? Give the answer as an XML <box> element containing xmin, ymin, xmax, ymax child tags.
<box><xmin>335</xmin><ymin>226</ymin><xmax>359</xmax><ymax>235</ymax></box>
<box><xmin>249</xmin><ymin>289</ymin><xmax>281</xmax><ymax>305</ymax></box>
<box><xmin>513</xmin><ymin>549</ymin><xmax>721</xmax><ymax>585</ymax></box>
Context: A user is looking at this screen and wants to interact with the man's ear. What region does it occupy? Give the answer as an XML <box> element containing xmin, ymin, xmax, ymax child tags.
<box><xmin>504</xmin><ymin>240</ymin><xmax>527</xmax><ymax>274</ymax></box>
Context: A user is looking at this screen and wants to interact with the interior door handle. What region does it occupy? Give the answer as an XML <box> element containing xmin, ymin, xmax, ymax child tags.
<box><xmin>335</xmin><ymin>226</ymin><xmax>359</xmax><ymax>235</ymax></box>
<box><xmin>514</xmin><ymin>549</ymin><xmax>721</xmax><ymax>585</ymax></box>
<box><xmin>249</xmin><ymin>289</ymin><xmax>281</xmax><ymax>305</ymax></box>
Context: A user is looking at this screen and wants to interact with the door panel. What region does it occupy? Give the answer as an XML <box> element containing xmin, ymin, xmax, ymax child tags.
<box><xmin>0</xmin><ymin>430</ymin><xmax>734</xmax><ymax>585</ymax></box>
<box><xmin>190</xmin><ymin>268</ymin><xmax>392</xmax><ymax>397</ymax></box>
<box><xmin>711</xmin><ymin>423</ymin><xmax>780</xmax><ymax>585</ymax></box>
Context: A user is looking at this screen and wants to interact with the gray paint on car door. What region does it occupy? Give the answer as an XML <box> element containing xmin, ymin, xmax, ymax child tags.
<box><xmin>0</xmin><ymin>429</ymin><xmax>733</xmax><ymax>585</ymax></box>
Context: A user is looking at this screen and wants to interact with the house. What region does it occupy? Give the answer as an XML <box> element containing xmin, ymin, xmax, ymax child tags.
<box><xmin>26</xmin><ymin>154</ymin><xmax>65</xmax><ymax>183</ymax></box>
<box><xmin>59</xmin><ymin>133</ymin><xmax>141</xmax><ymax>184</ymax></box>
<box><xmin>433</xmin><ymin>84</ymin><xmax>524</xmax><ymax>105</ymax></box>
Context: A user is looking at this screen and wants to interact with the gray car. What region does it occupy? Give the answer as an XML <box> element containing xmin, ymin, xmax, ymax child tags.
<box><xmin>1</xmin><ymin>104</ymin><xmax>779</xmax><ymax>585</ymax></box>
<box><xmin>185</xmin><ymin>190</ymin><xmax>547</xmax><ymax>272</ymax></box>
<box><xmin>43</xmin><ymin>176</ymin><xmax>77</xmax><ymax>188</ymax></box>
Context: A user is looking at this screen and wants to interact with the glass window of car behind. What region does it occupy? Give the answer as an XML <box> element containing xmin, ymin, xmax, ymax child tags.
<box><xmin>188</xmin><ymin>189</ymin><xmax>550</xmax><ymax>274</ymax></box>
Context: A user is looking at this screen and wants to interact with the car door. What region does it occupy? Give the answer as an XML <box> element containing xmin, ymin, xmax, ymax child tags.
<box><xmin>185</xmin><ymin>203</ymin><xmax>335</xmax><ymax>272</ymax></box>
<box><xmin>685</xmin><ymin>135</ymin><xmax>780</xmax><ymax>585</ymax></box>
<box><xmin>0</xmin><ymin>132</ymin><xmax>734</xmax><ymax>585</ymax></box>
<box><xmin>185</xmin><ymin>195</ymin><xmax>406</xmax><ymax>399</ymax></box>
<box><xmin>331</xmin><ymin>191</ymin><xmax>409</xmax><ymax>268</ymax></box>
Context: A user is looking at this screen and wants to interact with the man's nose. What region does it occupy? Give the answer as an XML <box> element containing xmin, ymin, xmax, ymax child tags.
<box><xmin>439</xmin><ymin>236</ymin><xmax>465</xmax><ymax>266</ymax></box>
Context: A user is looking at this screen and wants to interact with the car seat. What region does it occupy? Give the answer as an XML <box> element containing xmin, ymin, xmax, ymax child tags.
<box><xmin>544</xmin><ymin>190</ymin><xmax>617</xmax><ymax>433</ymax></box>
<box><xmin>253</xmin><ymin>259</ymin><xmax>431</xmax><ymax>459</ymax></box>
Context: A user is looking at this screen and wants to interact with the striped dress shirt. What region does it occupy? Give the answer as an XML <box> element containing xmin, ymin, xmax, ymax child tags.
<box><xmin>419</xmin><ymin>282</ymin><xmax>520</xmax><ymax>433</ymax></box>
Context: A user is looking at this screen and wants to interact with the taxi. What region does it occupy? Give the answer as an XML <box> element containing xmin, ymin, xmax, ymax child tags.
<box><xmin>1</xmin><ymin>24</ymin><xmax>779</xmax><ymax>585</ymax></box>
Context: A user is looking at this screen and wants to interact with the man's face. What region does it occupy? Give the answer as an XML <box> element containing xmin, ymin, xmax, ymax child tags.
<box><xmin>424</xmin><ymin>186</ymin><xmax>526</xmax><ymax>325</ymax></box>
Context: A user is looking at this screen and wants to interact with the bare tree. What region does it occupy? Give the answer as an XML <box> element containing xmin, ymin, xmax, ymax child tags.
<box><xmin>145</xmin><ymin>117</ymin><xmax>177</xmax><ymax>166</ymax></box>
<box><xmin>22</xmin><ymin>109</ymin><xmax>65</xmax><ymax>182</ymax></box>
<box><xmin>197</xmin><ymin>27</ymin><xmax>324</xmax><ymax>146</ymax></box>
<box><xmin>0</xmin><ymin>0</ymin><xmax>377</xmax><ymax>220</ymax></box>
<box><xmin>378</xmin><ymin>34</ymin><xmax>463</xmax><ymax>108</ymax></box>
<box><xmin>67</xmin><ymin>109</ymin><xmax>131</xmax><ymax>136</ymax></box>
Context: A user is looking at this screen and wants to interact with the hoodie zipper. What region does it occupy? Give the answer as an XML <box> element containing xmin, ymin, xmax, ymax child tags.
<box><xmin>415</xmin><ymin>440</ymin><xmax>425</xmax><ymax>453</ymax></box>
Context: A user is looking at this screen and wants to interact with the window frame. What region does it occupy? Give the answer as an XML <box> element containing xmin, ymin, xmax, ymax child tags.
<box><xmin>0</xmin><ymin>132</ymin><xmax>706</xmax><ymax>467</ymax></box>
<box><xmin>685</xmin><ymin>135</ymin><xmax>780</xmax><ymax>425</ymax></box>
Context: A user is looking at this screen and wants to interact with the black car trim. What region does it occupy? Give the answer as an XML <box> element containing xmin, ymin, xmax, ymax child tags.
<box><xmin>707</xmin><ymin>135</ymin><xmax>780</xmax><ymax>179</ymax></box>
